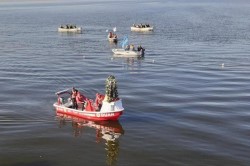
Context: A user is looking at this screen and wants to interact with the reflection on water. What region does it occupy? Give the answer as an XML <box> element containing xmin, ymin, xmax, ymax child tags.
<box><xmin>105</xmin><ymin>139</ymin><xmax>119</xmax><ymax>166</ymax></box>
<box><xmin>112</xmin><ymin>57</ymin><xmax>144</xmax><ymax>71</ymax></box>
<box><xmin>1</xmin><ymin>1</ymin><xmax>250</xmax><ymax>165</ymax></box>
<box><xmin>56</xmin><ymin>113</ymin><xmax>124</xmax><ymax>166</ymax></box>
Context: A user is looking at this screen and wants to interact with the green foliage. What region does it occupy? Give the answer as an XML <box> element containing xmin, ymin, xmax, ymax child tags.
<box><xmin>105</xmin><ymin>75</ymin><xmax>119</xmax><ymax>102</ymax></box>
<box><xmin>106</xmin><ymin>140</ymin><xmax>119</xmax><ymax>166</ymax></box>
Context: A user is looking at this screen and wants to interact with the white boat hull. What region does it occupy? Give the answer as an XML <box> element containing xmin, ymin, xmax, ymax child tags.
<box><xmin>131</xmin><ymin>26</ymin><xmax>154</xmax><ymax>32</ymax></box>
<box><xmin>112</xmin><ymin>48</ymin><xmax>144</xmax><ymax>57</ymax></box>
<box><xmin>58</xmin><ymin>27</ymin><xmax>82</xmax><ymax>33</ymax></box>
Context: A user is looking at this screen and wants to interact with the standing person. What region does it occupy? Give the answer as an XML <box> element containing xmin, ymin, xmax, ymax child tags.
<box><xmin>71</xmin><ymin>87</ymin><xmax>78</xmax><ymax>109</ymax></box>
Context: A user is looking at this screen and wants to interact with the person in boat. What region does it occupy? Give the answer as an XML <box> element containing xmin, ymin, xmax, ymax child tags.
<box><xmin>71</xmin><ymin>87</ymin><xmax>78</xmax><ymax>109</ymax></box>
<box><xmin>95</xmin><ymin>93</ymin><xmax>105</xmax><ymax>111</ymax></box>
<box><xmin>125</xmin><ymin>45</ymin><xmax>130</xmax><ymax>51</ymax></box>
<box><xmin>137</xmin><ymin>45</ymin><xmax>142</xmax><ymax>51</ymax></box>
<box><xmin>76</xmin><ymin>91</ymin><xmax>87</xmax><ymax>110</ymax></box>
<box><xmin>130</xmin><ymin>44</ymin><xmax>135</xmax><ymax>51</ymax></box>
<box><xmin>137</xmin><ymin>45</ymin><xmax>145</xmax><ymax>56</ymax></box>
<box><xmin>109</xmin><ymin>32</ymin><xmax>113</xmax><ymax>38</ymax></box>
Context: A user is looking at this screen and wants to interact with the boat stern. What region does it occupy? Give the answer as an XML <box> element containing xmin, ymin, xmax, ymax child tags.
<box><xmin>100</xmin><ymin>99</ymin><xmax>124</xmax><ymax>113</ymax></box>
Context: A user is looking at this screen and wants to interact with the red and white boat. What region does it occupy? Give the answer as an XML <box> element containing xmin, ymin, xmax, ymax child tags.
<box><xmin>53</xmin><ymin>76</ymin><xmax>124</xmax><ymax>121</ymax></box>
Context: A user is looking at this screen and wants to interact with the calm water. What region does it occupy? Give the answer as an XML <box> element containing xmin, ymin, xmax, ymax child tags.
<box><xmin>0</xmin><ymin>0</ymin><xmax>250</xmax><ymax>165</ymax></box>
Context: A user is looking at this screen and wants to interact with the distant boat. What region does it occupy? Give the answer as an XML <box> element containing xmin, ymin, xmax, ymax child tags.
<box><xmin>58</xmin><ymin>24</ymin><xmax>82</xmax><ymax>33</ymax></box>
<box><xmin>131</xmin><ymin>24</ymin><xmax>153</xmax><ymax>32</ymax></box>
<box><xmin>112</xmin><ymin>47</ymin><xmax>145</xmax><ymax>57</ymax></box>
<box><xmin>112</xmin><ymin>36</ymin><xmax>145</xmax><ymax>57</ymax></box>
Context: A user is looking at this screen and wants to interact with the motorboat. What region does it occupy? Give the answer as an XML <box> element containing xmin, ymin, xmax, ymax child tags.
<box><xmin>113</xmin><ymin>36</ymin><xmax>145</xmax><ymax>57</ymax></box>
<box><xmin>131</xmin><ymin>24</ymin><xmax>154</xmax><ymax>32</ymax></box>
<box><xmin>58</xmin><ymin>24</ymin><xmax>82</xmax><ymax>33</ymax></box>
<box><xmin>53</xmin><ymin>75</ymin><xmax>124</xmax><ymax>121</ymax></box>
<box><xmin>112</xmin><ymin>48</ymin><xmax>144</xmax><ymax>57</ymax></box>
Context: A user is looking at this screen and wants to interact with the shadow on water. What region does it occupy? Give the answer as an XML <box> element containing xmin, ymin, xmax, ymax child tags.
<box><xmin>111</xmin><ymin>57</ymin><xmax>145</xmax><ymax>71</ymax></box>
<box><xmin>56</xmin><ymin>113</ymin><xmax>125</xmax><ymax>166</ymax></box>
<box><xmin>10</xmin><ymin>161</ymin><xmax>52</xmax><ymax>166</ymax></box>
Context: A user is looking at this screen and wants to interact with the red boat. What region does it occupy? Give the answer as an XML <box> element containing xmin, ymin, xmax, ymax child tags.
<box><xmin>53</xmin><ymin>76</ymin><xmax>124</xmax><ymax>121</ymax></box>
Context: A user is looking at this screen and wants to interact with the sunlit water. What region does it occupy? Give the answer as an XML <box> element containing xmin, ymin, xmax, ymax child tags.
<box><xmin>0</xmin><ymin>0</ymin><xmax>250</xmax><ymax>165</ymax></box>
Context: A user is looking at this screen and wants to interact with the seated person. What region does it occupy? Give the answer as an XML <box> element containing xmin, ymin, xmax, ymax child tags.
<box><xmin>95</xmin><ymin>93</ymin><xmax>105</xmax><ymax>111</ymax></box>
<box><xmin>125</xmin><ymin>45</ymin><xmax>130</xmax><ymax>51</ymax></box>
<box><xmin>130</xmin><ymin>44</ymin><xmax>135</xmax><ymax>51</ymax></box>
<box><xmin>76</xmin><ymin>91</ymin><xmax>87</xmax><ymax>110</ymax></box>
<box><xmin>85</xmin><ymin>99</ymin><xmax>96</xmax><ymax>112</ymax></box>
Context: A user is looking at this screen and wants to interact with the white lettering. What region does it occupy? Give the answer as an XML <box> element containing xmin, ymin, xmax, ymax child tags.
<box><xmin>99</xmin><ymin>113</ymin><xmax>114</xmax><ymax>117</ymax></box>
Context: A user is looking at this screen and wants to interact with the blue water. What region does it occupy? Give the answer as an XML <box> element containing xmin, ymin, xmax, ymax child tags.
<box><xmin>0</xmin><ymin>0</ymin><xmax>250</xmax><ymax>165</ymax></box>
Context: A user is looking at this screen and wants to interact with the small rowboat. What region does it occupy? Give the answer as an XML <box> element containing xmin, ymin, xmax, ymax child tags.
<box><xmin>112</xmin><ymin>44</ymin><xmax>145</xmax><ymax>57</ymax></box>
<box><xmin>131</xmin><ymin>24</ymin><xmax>154</xmax><ymax>32</ymax></box>
<box><xmin>53</xmin><ymin>76</ymin><xmax>124</xmax><ymax>121</ymax></box>
<box><xmin>112</xmin><ymin>48</ymin><xmax>144</xmax><ymax>57</ymax></box>
<box><xmin>114</xmin><ymin>36</ymin><xmax>145</xmax><ymax>57</ymax></box>
<box><xmin>58</xmin><ymin>24</ymin><xmax>82</xmax><ymax>33</ymax></box>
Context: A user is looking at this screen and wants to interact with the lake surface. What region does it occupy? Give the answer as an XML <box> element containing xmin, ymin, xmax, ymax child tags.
<box><xmin>0</xmin><ymin>0</ymin><xmax>250</xmax><ymax>165</ymax></box>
